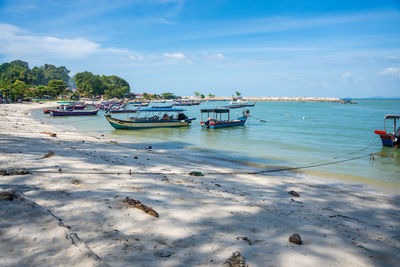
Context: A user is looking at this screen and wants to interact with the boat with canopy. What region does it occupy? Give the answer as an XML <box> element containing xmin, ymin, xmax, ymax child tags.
<box><xmin>105</xmin><ymin>108</ymin><xmax>195</xmax><ymax>129</ymax></box>
<box><xmin>200</xmin><ymin>106</ymin><xmax>250</xmax><ymax>128</ymax></box>
<box><xmin>374</xmin><ymin>114</ymin><xmax>400</xmax><ymax>147</ymax></box>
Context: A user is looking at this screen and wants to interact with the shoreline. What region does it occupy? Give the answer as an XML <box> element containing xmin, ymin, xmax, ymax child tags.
<box><xmin>184</xmin><ymin>96</ymin><xmax>343</xmax><ymax>102</ymax></box>
<box><xmin>1</xmin><ymin>103</ymin><xmax>399</xmax><ymax>266</ymax></box>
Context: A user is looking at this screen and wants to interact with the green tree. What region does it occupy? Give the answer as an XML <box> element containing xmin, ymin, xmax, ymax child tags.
<box><xmin>48</xmin><ymin>80</ymin><xmax>68</xmax><ymax>97</ymax></box>
<box><xmin>41</xmin><ymin>64</ymin><xmax>70</xmax><ymax>84</ymax></box>
<box><xmin>235</xmin><ymin>91</ymin><xmax>241</xmax><ymax>97</ymax></box>
<box><xmin>200</xmin><ymin>94</ymin><xmax>205</xmax><ymax>99</ymax></box>
<box><xmin>208</xmin><ymin>93</ymin><xmax>215</xmax><ymax>98</ymax></box>
<box><xmin>161</xmin><ymin>92</ymin><xmax>175</xmax><ymax>99</ymax></box>
<box><xmin>9</xmin><ymin>80</ymin><xmax>29</xmax><ymax>102</ymax></box>
<box><xmin>194</xmin><ymin>91</ymin><xmax>200</xmax><ymax>97</ymax></box>
<box><xmin>0</xmin><ymin>60</ymin><xmax>32</xmax><ymax>84</ymax></box>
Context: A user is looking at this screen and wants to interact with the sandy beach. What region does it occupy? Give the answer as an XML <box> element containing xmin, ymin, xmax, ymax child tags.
<box><xmin>0</xmin><ymin>102</ymin><xmax>399</xmax><ymax>266</ymax></box>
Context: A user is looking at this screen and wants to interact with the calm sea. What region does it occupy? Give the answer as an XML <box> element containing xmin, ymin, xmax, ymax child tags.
<box><xmin>33</xmin><ymin>100</ymin><xmax>400</xmax><ymax>189</ymax></box>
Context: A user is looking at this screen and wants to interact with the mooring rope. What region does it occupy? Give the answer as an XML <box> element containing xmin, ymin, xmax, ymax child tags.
<box><xmin>28</xmin><ymin>151</ymin><xmax>376</xmax><ymax>176</ymax></box>
<box><xmin>248</xmin><ymin>115</ymin><xmax>267</xmax><ymax>123</ymax></box>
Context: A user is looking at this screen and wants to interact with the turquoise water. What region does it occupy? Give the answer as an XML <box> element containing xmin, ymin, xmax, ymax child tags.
<box><xmin>33</xmin><ymin>100</ymin><xmax>400</xmax><ymax>188</ymax></box>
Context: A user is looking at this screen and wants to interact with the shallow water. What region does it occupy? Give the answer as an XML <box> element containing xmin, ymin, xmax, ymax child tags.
<box><xmin>33</xmin><ymin>100</ymin><xmax>400</xmax><ymax>188</ymax></box>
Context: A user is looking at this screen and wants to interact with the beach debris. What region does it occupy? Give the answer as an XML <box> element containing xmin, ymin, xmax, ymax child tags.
<box><xmin>0</xmin><ymin>191</ymin><xmax>18</xmax><ymax>201</ymax></box>
<box><xmin>71</xmin><ymin>178</ymin><xmax>81</xmax><ymax>185</ymax></box>
<box><xmin>122</xmin><ymin>197</ymin><xmax>159</xmax><ymax>218</ymax></box>
<box><xmin>58</xmin><ymin>168</ymin><xmax>62</xmax><ymax>173</ymax></box>
<box><xmin>154</xmin><ymin>250</ymin><xmax>174</xmax><ymax>257</ymax></box>
<box><xmin>146</xmin><ymin>145</ymin><xmax>152</xmax><ymax>149</ymax></box>
<box><xmin>40</xmin><ymin>131</ymin><xmax>57</xmax><ymax>137</ymax></box>
<box><xmin>289</xmin><ymin>233</ymin><xmax>302</xmax><ymax>245</ymax></box>
<box><xmin>288</xmin><ymin>190</ymin><xmax>300</xmax><ymax>197</ymax></box>
<box><xmin>134</xmin><ymin>156</ymin><xmax>138</xmax><ymax>159</ymax></box>
<box><xmin>0</xmin><ymin>168</ymin><xmax>31</xmax><ymax>176</ymax></box>
<box><xmin>43</xmin><ymin>151</ymin><xmax>55</xmax><ymax>158</ymax></box>
<box><xmin>223</xmin><ymin>251</ymin><xmax>248</xmax><ymax>267</ymax></box>
<box><xmin>291</xmin><ymin>199</ymin><xmax>303</xmax><ymax>204</ymax></box>
<box><xmin>236</xmin><ymin>236</ymin><xmax>252</xmax><ymax>245</ymax></box>
<box><xmin>189</xmin><ymin>171</ymin><xmax>204</xmax><ymax>176</ymax></box>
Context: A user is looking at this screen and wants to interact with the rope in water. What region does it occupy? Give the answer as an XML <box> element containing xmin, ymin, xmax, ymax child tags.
<box><xmin>248</xmin><ymin>115</ymin><xmax>267</xmax><ymax>123</ymax></box>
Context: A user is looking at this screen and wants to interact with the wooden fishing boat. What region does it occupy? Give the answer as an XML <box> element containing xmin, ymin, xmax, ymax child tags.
<box><xmin>108</xmin><ymin>108</ymin><xmax>139</xmax><ymax>113</ymax></box>
<box><xmin>105</xmin><ymin>108</ymin><xmax>195</xmax><ymax>129</ymax></box>
<box><xmin>374</xmin><ymin>114</ymin><xmax>400</xmax><ymax>147</ymax></box>
<box><xmin>174</xmin><ymin>101</ymin><xmax>201</xmax><ymax>106</ymax></box>
<box><xmin>222</xmin><ymin>103</ymin><xmax>256</xmax><ymax>108</ymax></box>
<box><xmin>132</xmin><ymin>102</ymin><xmax>150</xmax><ymax>107</ymax></box>
<box><xmin>200</xmin><ymin>107</ymin><xmax>250</xmax><ymax>128</ymax></box>
<box><xmin>49</xmin><ymin>108</ymin><xmax>100</xmax><ymax>116</ymax></box>
<box><xmin>151</xmin><ymin>104</ymin><xmax>174</xmax><ymax>109</ymax></box>
<box><xmin>66</xmin><ymin>103</ymin><xmax>87</xmax><ymax>110</ymax></box>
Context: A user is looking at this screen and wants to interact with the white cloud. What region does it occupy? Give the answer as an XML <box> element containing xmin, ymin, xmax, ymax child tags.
<box><xmin>341</xmin><ymin>72</ymin><xmax>353</xmax><ymax>79</ymax></box>
<box><xmin>385</xmin><ymin>56</ymin><xmax>400</xmax><ymax>62</ymax></box>
<box><xmin>164</xmin><ymin>52</ymin><xmax>186</xmax><ymax>59</ymax></box>
<box><xmin>202</xmin><ymin>53</ymin><xmax>224</xmax><ymax>60</ymax></box>
<box><xmin>0</xmin><ymin>23</ymin><xmax>100</xmax><ymax>59</ymax></box>
<box><xmin>380</xmin><ymin>67</ymin><xmax>400</xmax><ymax>78</ymax></box>
<box><xmin>340</xmin><ymin>71</ymin><xmax>356</xmax><ymax>83</ymax></box>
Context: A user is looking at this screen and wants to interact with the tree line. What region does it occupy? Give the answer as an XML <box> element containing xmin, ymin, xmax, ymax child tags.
<box><xmin>0</xmin><ymin>60</ymin><xmax>131</xmax><ymax>102</ymax></box>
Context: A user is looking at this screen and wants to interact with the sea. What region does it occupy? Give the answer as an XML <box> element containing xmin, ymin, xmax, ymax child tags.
<box><xmin>33</xmin><ymin>100</ymin><xmax>400</xmax><ymax>190</ymax></box>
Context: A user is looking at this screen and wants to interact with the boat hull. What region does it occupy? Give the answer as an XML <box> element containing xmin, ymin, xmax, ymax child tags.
<box><xmin>49</xmin><ymin>109</ymin><xmax>99</xmax><ymax>116</ymax></box>
<box><xmin>105</xmin><ymin>115</ymin><xmax>194</xmax><ymax>129</ymax></box>
<box><xmin>374</xmin><ymin>131</ymin><xmax>397</xmax><ymax>147</ymax></box>
<box><xmin>201</xmin><ymin>118</ymin><xmax>247</xmax><ymax>128</ymax></box>
<box><xmin>108</xmin><ymin>109</ymin><xmax>138</xmax><ymax>113</ymax></box>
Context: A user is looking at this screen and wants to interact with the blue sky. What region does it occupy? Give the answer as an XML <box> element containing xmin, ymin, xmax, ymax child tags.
<box><xmin>0</xmin><ymin>0</ymin><xmax>399</xmax><ymax>97</ymax></box>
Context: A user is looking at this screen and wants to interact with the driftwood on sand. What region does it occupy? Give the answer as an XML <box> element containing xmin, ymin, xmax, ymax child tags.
<box><xmin>122</xmin><ymin>197</ymin><xmax>159</xmax><ymax>218</ymax></box>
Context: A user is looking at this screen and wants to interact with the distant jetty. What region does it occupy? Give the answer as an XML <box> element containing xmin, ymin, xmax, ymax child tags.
<box><xmin>184</xmin><ymin>96</ymin><xmax>342</xmax><ymax>102</ymax></box>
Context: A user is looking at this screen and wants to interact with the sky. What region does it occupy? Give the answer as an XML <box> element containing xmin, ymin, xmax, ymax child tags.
<box><xmin>0</xmin><ymin>0</ymin><xmax>399</xmax><ymax>97</ymax></box>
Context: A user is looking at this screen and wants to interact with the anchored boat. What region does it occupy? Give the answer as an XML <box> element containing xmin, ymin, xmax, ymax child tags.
<box><xmin>374</xmin><ymin>115</ymin><xmax>400</xmax><ymax>147</ymax></box>
<box><xmin>200</xmin><ymin>107</ymin><xmax>250</xmax><ymax>128</ymax></box>
<box><xmin>105</xmin><ymin>108</ymin><xmax>195</xmax><ymax>129</ymax></box>
<box><xmin>49</xmin><ymin>108</ymin><xmax>100</xmax><ymax>116</ymax></box>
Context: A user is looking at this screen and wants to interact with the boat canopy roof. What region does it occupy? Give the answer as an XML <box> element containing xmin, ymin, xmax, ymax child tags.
<box><xmin>384</xmin><ymin>114</ymin><xmax>400</xmax><ymax>120</ymax></box>
<box><xmin>201</xmin><ymin>108</ymin><xmax>229</xmax><ymax>113</ymax></box>
<box><xmin>137</xmin><ymin>108</ymin><xmax>186</xmax><ymax>112</ymax></box>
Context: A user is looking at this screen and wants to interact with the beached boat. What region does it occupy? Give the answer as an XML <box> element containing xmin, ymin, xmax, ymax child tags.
<box><xmin>105</xmin><ymin>108</ymin><xmax>195</xmax><ymax>129</ymax></box>
<box><xmin>49</xmin><ymin>108</ymin><xmax>100</xmax><ymax>116</ymax></box>
<box><xmin>374</xmin><ymin>114</ymin><xmax>400</xmax><ymax>147</ymax></box>
<box><xmin>200</xmin><ymin>107</ymin><xmax>250</xmax><ymax>128</ymax></box>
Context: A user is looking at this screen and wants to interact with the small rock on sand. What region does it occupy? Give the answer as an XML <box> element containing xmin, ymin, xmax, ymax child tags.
<box><xmin>288</xmin><ymin>190</ymin><xmax>300</xmax><ymax>197</ymax></box>
<box><xmin>289</xmin><ymin>233</ymin><xmax>302</xmax><ymax>244</ymax></box>
<box><xmin>43</xmin><ymin>151</ymin><xmax>55</xmax><ymax>158</ymax></box>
